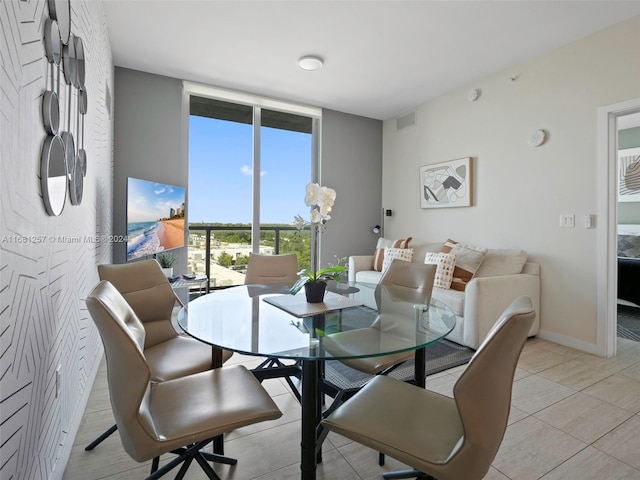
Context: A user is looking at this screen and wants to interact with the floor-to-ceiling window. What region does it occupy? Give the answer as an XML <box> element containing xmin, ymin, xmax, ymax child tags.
<box><xmin>186</xmin><ymin>88</ymin><xmax>320</xmax><ymax>287</ymax></box>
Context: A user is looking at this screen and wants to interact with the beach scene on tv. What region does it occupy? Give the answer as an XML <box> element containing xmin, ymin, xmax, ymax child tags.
<box><xmin>127</xmin><ymin>177</ymin><xmax>186</xmax><ymax>261</ymax></box>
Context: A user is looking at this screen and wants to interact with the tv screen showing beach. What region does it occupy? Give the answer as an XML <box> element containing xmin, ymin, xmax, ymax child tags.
<box><xmin>126</xmin><ymin>177</ymin><xmax>186</xmax><ymax>261</ymax></box>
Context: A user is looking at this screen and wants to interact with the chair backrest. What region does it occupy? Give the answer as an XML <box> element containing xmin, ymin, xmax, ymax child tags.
<box><xmin>448</xmin><ymin>296</ymin><xmax>535</xmax><ymax>479</ymax></box>
<box><xmin>98</xmin><ymin>259</ymin><xmax>177</xmax><ymax>347</ymax></box>
<box><xmin>375</xmin><ymin>260</ymin><xmax>436</xmax><ymax>308</ymax></box>
<box><xmin>244</xmin><ymin>253</ymin><xmax>299</xmax><ymax>286</ymax></box>
<box><xmin>86</xmin><ymin>281</ymin><xmax>158</xmax><ymax>461</ymax></box>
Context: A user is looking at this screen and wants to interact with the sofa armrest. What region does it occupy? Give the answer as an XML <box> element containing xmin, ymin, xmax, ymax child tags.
<box><xmin>463</xmin><ymin>273</ymin><xmax>540</xmax><ymax>349</ymax></box>
<box><xmin>348</xmin><ymin>255</ymin><xmax>374</xmax><ymax>283</ymax></box>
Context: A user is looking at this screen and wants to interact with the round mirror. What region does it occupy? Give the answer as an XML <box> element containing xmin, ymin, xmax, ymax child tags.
<box><xmin>78</xmin><ymin>87</ymin><xmax>88</xmax><ymax>115</ymax></box>
<box><xmin>62</xmin><ymin>34</ymin><xmax>76</xmax><ymax>86</ymax></box>
<box><xmin>77</xmin><ymin>148</ymin><xmax>87</xmax><ymax>177</ymax></box>
<box><xmin>61</xmin><ymin>131</ymin><xmax>75</xmax><ymax>180</ymax></box>
<box><xmin>48</xmin><ymin>0</ymin><xmax>70</xmax><ymax>45</ymax></box>
<box><xmin>73</xmin><ymin>36</ymin><xmax>85</xmax><ymax>89</ymax></box>
<box><xmin>70</xmin><ymin>152</ymin><xmax>84</xmax><ymax>205</ymax></box>
<box><xmin>40</xmin><ymin>135</ymin><xmax>67</xmax><ymax>216</ymax></box>
<box><xmin>42</xmin><ymin>90</ymin><xmax>60</xmax><ymax>135</ymax></box>
<box><xmin>44</xmin><ymin>18</ymin><xmax>61</xmax><ymax>65</ymax></box>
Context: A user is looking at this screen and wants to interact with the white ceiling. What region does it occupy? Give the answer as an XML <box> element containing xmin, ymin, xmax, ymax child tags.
<box><xmin>103</xmin><ymin>1</ymin><xmax>640</xmax><ymax>120</ymax></box>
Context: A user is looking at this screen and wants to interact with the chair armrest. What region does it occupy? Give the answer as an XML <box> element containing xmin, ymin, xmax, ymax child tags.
<box><xmin>463</xmin><ymin>274</ymin><xmax>540</xmax><ymax>349</ymax></box>
<box><xmin>348</xmin><ymin>255</ymin><xmax>374</xmax><ymax>283</ymax></box>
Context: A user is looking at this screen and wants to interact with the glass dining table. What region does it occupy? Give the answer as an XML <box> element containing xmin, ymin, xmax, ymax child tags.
<box><xmin>177</xmin><ymin>282</ymin><xmax>456</xmax><ymax>480</ymax></box>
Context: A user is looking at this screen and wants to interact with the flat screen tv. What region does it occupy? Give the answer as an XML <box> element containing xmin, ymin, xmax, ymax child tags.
<box><xmin>126</xmin><ymin>177</ymin><xmax>186</xmax><ymax>261</ymax></box>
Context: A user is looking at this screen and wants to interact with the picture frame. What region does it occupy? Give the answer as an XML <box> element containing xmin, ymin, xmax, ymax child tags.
<box><xmin>618</xmin><ymin>147</ymin><xmax>640</xmax><ymax>203</ymax></box>
<box><xmin>420</xmin><ymin>157</ymin><xmax>472</xmax><ymax>208</ymax></box>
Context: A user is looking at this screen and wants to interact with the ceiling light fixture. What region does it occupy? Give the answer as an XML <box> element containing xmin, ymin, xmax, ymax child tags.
<box><xmin>298</xmin><ymin>55</ymin><xmax>323</xmax><ymax>71</ymax></box>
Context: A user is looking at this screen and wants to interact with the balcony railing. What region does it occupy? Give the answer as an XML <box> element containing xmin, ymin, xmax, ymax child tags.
<box><xmin>187</xmin><ymin>224</ymin><xmax>310</xmax><ymax>292</ymax></box>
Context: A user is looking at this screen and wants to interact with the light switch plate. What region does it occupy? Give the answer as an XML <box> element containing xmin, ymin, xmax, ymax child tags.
<box><xmin>560</xmin><ymin>214</ymin><xmax>575</xmax><ymax>228</ymax></box>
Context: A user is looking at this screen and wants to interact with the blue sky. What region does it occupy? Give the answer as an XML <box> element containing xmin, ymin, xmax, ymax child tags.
<box><xmin>127</xmin><ymin>177</ymin><xmax>185</xmax><ymax>223</ymax></box>
<box><xmin>188</xmin><ymin>116</ymin><xmax>312</xmax><ymax>224</ymax></box>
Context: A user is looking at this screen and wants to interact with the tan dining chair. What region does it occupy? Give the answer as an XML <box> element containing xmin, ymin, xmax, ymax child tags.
<box><xmin>345</xmin><ymin>260</ymin><xmax>437</xmax><ymax>375</ymax></box>
<box><xmin>86</xmin><ymin>280</ymin><xmax>282</xmax><ymax>480</ymax></box>
<box><xmin>244</xmin><ymin>253</ymin><xmax>299</xmax><ymax>286</ymax></box>
<box><xmin>85</xmin><ymin>259</ymin><xmax>233</xmax><ymax>451</ymax></box>
<box><xmin>244</xmin><ymin>253</ymin><xmax>302</xmax><ymax>395</ymax></box>
<box><xmin>322</xmin><ymin>296</ymin><xmax>536</xmax><ymax>480</ymax></box>
<box><xmin>320</xmin><ymin>260</ymin><xmax>437</xmax><ymax>464</ymax></box>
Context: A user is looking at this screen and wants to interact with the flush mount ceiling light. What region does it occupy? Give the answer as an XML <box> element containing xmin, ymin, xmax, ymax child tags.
<box><xmin>298</xmin><ymin>55</ymin><xmax>323</xmax><ymax>71</ymax></box>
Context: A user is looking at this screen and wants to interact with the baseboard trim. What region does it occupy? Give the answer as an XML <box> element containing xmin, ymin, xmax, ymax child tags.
<box><xmin>50</xmin><ymin>347</ymin><xmax>105</xmax><ymax>480</ymax></box>
<box><xmin>537</xmin><ymin>329</ymin><xmax>604</xmax><ymax>357</ymax></box>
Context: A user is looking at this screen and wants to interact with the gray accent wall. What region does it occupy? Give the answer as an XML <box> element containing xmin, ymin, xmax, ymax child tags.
<box><xmin>0</xmin><ymin>2</ymin><xmax>113</xmax><ymax>479</ymax></box>
<box><xmin>320</xmin><ymin>110</ymin><xmax>383</xmax><ymax>267</ymax></box>
<box><xmin>113</xmin><ymin>68</ymin><xmax>188</xmax><ymax>276</ymax></box>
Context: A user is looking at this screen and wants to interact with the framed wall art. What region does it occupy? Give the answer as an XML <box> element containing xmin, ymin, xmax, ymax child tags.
<box><xmin>420</xmin><ymin>157</ymin><xmax>472</xmax><ymax>208</ymax></box>
<box><xmin>618</xmin><ymin>147</ymin><xmax>640</xmax><ymax>203</ymax></box>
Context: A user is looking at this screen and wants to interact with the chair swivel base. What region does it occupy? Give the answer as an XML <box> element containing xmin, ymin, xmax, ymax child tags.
<box><xmin>148</xmin><ymin>438</ymin><xmax>238</xmax><ymax>480</ymax></box>
<box><xmin>84</xmin><ymin>424</ymin><xmax>118</xmax><ymax>450</ymax></box>
<box><xmin>383</xmin><ymin>469</ymin><xmax>435</xmax><ymax>480</ymax></box>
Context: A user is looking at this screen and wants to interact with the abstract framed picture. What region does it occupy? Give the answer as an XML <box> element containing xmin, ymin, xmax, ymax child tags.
<box><xmin>618</xmin><ymin>147</ymin><xmax>640</xmax><ymax>202</ymax></box>
<box><xmin>420</xmin><ymin>157</ymin><xmax>472</xmax><ymax>208</ymax></box>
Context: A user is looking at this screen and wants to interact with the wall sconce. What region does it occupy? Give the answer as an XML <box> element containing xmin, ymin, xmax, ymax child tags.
<box><xmin>372</xmin><ymin>208</ymin><xmax>393</xmax><ymax>235</ymax></box>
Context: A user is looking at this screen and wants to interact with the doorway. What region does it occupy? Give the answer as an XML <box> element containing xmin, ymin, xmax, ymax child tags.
<box><xmin>597</xmin><ymin>98</ymin><xmax>640</xmax><ymax>357</ymax></box>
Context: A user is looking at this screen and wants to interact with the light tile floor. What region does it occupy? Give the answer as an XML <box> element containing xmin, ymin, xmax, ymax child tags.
<box><xmin>63</xmin><ymin>337</ymin><xmax>640</xmax><ymax>480</ymax></box>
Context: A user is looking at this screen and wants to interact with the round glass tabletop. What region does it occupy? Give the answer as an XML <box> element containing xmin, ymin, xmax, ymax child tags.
<box><xmin>178</xmin><ymin>282</ymin><xmax>456</xmax><ymax>361</ymax></box>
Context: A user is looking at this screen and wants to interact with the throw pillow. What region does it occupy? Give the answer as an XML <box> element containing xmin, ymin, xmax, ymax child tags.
<box><xmin>424</xmin><ymin>252</ymin><xmax>456</xmax><ymax>289</ymax></box>
<box><xmin>381</xmin><ymin>247</ymin><xmax>414</xmax><ymax>272</ymax></box>
<box><xmin>440</xmin><ymin>239</ymin><xmax>488</xmax><ymax>291</ymax></box>
<box><xmin>373</xmin><ymin>237</ymin><xmax>413</xmax><ymax>271</ymax></box>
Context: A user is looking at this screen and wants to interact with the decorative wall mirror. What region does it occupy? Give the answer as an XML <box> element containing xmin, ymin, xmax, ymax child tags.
<box><xmin>48</xmin><ymin>0</ymin><xmax>70</xmax><ymax>45</ymax></box>
<box><xmin>41</xmin><ymin>135</ymin><xmax>67</xmax><ymax>216</ymax></box>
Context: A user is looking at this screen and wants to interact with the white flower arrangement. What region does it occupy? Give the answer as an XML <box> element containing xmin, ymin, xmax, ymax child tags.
<box><xmin>293</xmin><ymin>182</ymin><xmax>337</xmax><ymax>232</ymax></box>
<box><xmin>290</xmin><ymin>182</ymin><xmax>344</xmax><ymax>295</ymax></box>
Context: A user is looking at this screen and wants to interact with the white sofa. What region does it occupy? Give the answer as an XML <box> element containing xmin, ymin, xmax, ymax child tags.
<box><xmin>348</xmin><ymin>242</ymin><xmax>540</xmax><ymax>349</ymax></box>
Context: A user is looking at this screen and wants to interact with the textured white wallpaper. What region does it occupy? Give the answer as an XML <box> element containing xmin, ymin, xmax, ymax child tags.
<box><xmin>0</xmin><ymin>1</ymin><xmax>113</xmax><ymax>478</ymax></box>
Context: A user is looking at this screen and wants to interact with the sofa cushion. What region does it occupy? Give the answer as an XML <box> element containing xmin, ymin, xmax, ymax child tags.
<box><xmin>431</xmin><ymin>287</ymin><xmax>465</xmax><ymax>317</ymax></box>
<box><xmin>381</xmin><ymin>247</ymin><xmax>414</xmax><ymax>272</ymax></box>
<box><xmin>440</xmin><ymin>239</ymin><xmax>487</xmax><ymax>291</ymax></box>
<box><xmin>373</xmin><ymin>237</ymin><xmax>412</xmax><ymax>271</ymax></box>
<box><xmin>355</xmin><ymin>270</ymin><xmax>384</xmax><ymax>284</ymax></box>
<box><xmin>475</xmin><ymin>249</ymin><xmax>528</xmax><ymax>277</ymax></box>
<box><xmin>424</xmin><ymin>252</ymin><xmax>456</xmax><ymax>289</ymax></box>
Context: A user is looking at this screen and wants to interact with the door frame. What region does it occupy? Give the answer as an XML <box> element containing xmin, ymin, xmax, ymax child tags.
<box><xmin>597</xmin><ymin>97</ymin><xmax>640</xmax><ymax>357</ymax></box>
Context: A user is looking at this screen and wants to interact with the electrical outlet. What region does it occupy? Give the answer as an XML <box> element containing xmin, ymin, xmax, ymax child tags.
<box><xmin>55</xmin><ymin>365</ymin><xmax>62</xmax><ymax>399</ymax></box>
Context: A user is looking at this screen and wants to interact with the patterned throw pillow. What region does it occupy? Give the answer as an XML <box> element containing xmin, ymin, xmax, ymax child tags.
<box><xmin>381</xmin><ymin>247</ymin><xmax>414</xmax><ymax>272</ymax></box>
<box><xmin>424</xmin><ymin>252</ymin><xmax>456</xmax><ymax>289</ymax></box>
<box><xmin>440</xmin><ymin>239</ymin><xmax>488</xmax><ymax>291</ymax></box>
<box><xmin>373</xmin><ymin>237</ymin><xmax>413</xmax><ymax>271</ymax></box>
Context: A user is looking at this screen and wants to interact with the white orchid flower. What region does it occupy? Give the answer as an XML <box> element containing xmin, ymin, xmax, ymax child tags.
<box><xmin>319</xmin><ymin>204</ymin><xmax>332</xmax><ymax>217</ymax></box>
<box><xmin>310</xmin><ymin>209</ymin><xmax>323</xmax><ymax>224</ymax></box>
<box><xmin>319</xmin><ymin>186</ymin><xmax>336</xmax><ymax>207</ymax></box>
<box><xmin>304</xmin><ymin>183</ymin><xmax>322</xmax><ymax>207</ymax></box>
<box><xmin>293</xmin><ymin>215</ymin><xmax>306</xmax><ymax>230</ymax></box>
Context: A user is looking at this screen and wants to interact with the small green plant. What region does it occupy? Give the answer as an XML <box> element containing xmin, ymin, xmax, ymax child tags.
<box><xmin>289</xmin><ymin>265</ymin><xmax>345</xmax><ymax>295</ymax></box>
<box><xmin>156</xmin><ymin>251</ymin><xmax>177</xmax><ymax>268</ymax></box>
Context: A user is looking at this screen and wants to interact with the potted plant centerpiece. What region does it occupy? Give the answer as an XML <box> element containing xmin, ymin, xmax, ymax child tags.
<box><xmin>156</xmin><ymin>251</ymin><xmax>177</xmax><ymax>278</ymax></box>
<box><xmin>290</xmin><ymin>183</ymin><xmax>345</xmax><ymax>303</ymax></box>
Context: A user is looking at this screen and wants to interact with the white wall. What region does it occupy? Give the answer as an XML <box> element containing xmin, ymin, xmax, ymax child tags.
<box><xmin>0</xmin><ymin>2</ymin><xmax>113</xmax><ymax>479</ymax></box>
<box><xmin>382</xmin><ymin>16</ymin><xmax>640</xmax><ymax>349</ymax></box>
